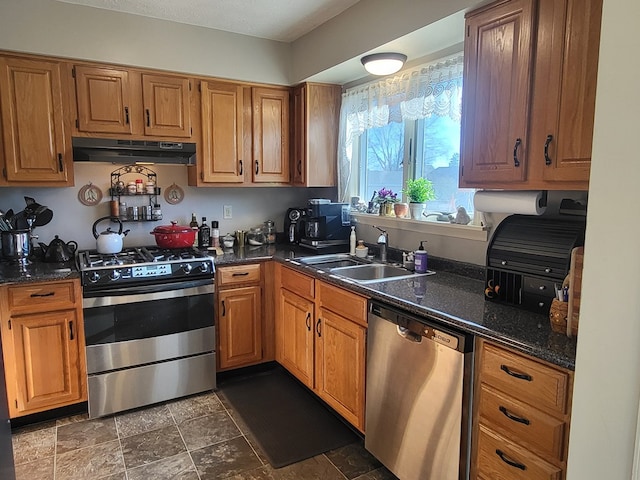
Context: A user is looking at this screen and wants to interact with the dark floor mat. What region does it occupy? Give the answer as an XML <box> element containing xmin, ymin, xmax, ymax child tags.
<box><xmin>218</xmin><ymin>366</ymin><xmax>358</xmax><ymax>468</ymax></box>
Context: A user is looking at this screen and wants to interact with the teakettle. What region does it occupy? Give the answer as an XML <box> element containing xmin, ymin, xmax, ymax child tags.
<box><xmin>39</xmin><ymin>235</ymin><xmax>78</xmax><ymax>263</ymax></box>
<box><xmin>92</xmin><ymin>216</ymin><xmax>129</xmax><ymax>254</ymax></box>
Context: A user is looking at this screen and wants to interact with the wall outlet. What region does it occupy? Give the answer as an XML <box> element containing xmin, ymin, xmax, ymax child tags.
<box><xmin>223</xmin><ymin>205</ymin><xmax>232</xmax><ymax>219</ymax></box>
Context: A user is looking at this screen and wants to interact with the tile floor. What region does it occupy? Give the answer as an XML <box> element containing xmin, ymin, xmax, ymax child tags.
<box><xmin>10</xmin><ymin>389</ymin><xmax>397</xmax><ymax>480</ymax></box>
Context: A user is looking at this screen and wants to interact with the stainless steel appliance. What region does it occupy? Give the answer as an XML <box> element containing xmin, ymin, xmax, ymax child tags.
<box><xmin>72</xmin><ymin>137</ymin><xmax>197</xmax><ymax>165</ymax></box>
<box><xmin>78</xmin><ymin>246</ymin><xmax>216</xmax><ymax>418</ymax></box>
<box><xmin>300</xmin><ymin>201</ymin><xmax>351</xmax><ymax>251</ymax></box>
<box><xmin>365</xmin><ymin>301</ymin><xmax>474</xmax><ymax>480</ymax></box>
<box><xmin>284</xmin><ymin>207</ymin><xmax>306</xmax><ymax>244</ymax></box>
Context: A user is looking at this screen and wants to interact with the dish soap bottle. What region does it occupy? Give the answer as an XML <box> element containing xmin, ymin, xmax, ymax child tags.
<box><xmin>414</xmin><ymin>241</ymin><xmax>428</xmax><ymax>273</ymax></box>
<box><xmin>349</xmin><ymin>226</ymin><xmax>357</xmax><ymax>255</ymax></box>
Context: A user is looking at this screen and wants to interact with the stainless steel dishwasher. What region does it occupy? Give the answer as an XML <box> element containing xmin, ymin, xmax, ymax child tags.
<box><xmin>365</xmin><ymin>301</ymin><xmax>474</xmax><ymax>480</ymax></box>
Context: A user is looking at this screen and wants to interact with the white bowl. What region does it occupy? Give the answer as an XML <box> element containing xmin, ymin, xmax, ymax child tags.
<box><xmin>355</xmin><ymin>247</ymin><xmax>368</xmax><ymax>258</ymax></box>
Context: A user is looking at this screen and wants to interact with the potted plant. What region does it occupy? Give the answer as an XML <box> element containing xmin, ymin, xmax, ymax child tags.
<box><xmin>373</xmin><ymin>187</ymin><xmax>398</xmax><ymax>216</ymax></box>
<box><xmin>402</xmin><ymin>178</ymin><xmax>435</xmax><ymax>219</ymax></box>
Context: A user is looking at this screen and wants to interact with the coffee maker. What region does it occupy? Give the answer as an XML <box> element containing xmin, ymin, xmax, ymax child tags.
<box><xmin>300</xmin><ymin>199</ymin><xmax>351</xmax><ymax>251</ymax></box>
<box><xmin>284</xmin><ymin>207</ymin><xmax>307</xmax><ymax>244</ymax></box>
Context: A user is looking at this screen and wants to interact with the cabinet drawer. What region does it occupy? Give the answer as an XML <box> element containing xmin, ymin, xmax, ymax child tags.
<box><xmin>218</xmin><ymin>264</ymin><xmax>261</xmax><ymax>287</ymax></box>
<box><xmin>280</xmin><ymin>266</ymin><xmax>315</xmax><ymax>300</ymax></box>
<box><xmin>477</xmin><ymin>425</ymin><xmax>562</xmax><ymax>480</ymax></box>
<box><xmin>317</xmin><ymin>282</ymin><xmax>367</xmax><ymax>327</ymax></box>
<box><xmin>481</xmin><ymin>343</ymin><xmax>569</xmax><ymax>415</ymax></box>
<box><xmin>522</xmin><ymin>276</ymin><xmax>555</xmax><ymax>296</ymax></box>
<box><xmin>479</xmin><ymin>384</ymin><xmax>566</xmax><ymax>461</ymax></box>
<box><xmin>6</xmin><ymin>281</ymin><xmax>78</xmax><ymax>312</ymax></box>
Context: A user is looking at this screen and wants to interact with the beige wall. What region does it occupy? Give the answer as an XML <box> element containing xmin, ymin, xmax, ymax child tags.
<box><xmin>567</xmin><ymin>0</ymin><xmax>640</xmax><ymax>478</ymax></box>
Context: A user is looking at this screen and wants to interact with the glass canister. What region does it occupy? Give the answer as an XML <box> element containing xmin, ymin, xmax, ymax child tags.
<box><xmin>264</xmin><ymin>220</ymin><xmax>276</xmax><ymax>244</ymax></box>
<box><xmin>247</xmin><ymin>226</ymin><xmax>265</xmax><ymax>246</ymax></box>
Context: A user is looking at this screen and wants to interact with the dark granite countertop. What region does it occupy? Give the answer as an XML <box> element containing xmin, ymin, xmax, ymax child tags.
<box><xmin>0</xmin><ymin>259</ymin><xmax>79</xmax><ymax>284</ymax></box>
<box><xmin>213</xmin><ymin>244</ymin><xmax>577</xmax><ymax>370</ymax></box>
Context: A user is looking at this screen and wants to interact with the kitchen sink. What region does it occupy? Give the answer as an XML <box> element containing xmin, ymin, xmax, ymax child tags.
<box><xmin>292</xmin><ymin>254</ymin><xmax>434</xmax><ymax>284</ymax></box>
<box><xmin>329</xmin><ymin>263</ymin><xmax>433</xmax><ymax>284</ymax></box>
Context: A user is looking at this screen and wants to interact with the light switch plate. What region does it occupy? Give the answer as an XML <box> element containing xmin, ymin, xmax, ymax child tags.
<box><xmin>223</xmin><ymin>205</ymin><xmax>232</xmax><ymax>219</ymax></box>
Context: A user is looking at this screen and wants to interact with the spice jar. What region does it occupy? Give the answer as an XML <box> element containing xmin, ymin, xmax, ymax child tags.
<box><xmin>127</xmin><ymin>181</ymin><xmax>137</xmax><ymax>194</ymax></box>
<box><xmin>135</xmin><ymin>179</ymin><xmax>144</xmax><ymax>194</ymax></box>
<box><xmin>146</xmin><ymin>181</ymin><xmax>155</xmax><ymax>194</ymax></box>
<box><xmin>264</xmin><ymin>220</ymin><xmax>276</xmax><ymax>244</ymax></box>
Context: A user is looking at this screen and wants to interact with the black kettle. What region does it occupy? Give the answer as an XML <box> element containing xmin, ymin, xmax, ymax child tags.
<box><xmin>39</xmin><ymin>235</ymin><xmax>78</xmax><ymax>263</ymax></box>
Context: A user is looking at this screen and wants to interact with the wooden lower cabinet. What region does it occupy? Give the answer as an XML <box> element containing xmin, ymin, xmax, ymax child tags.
<box><xmin>216</xmin><ymin>263</ymin><xmax>268</xmax><ymax>371</ymax></box>
<box><xmin>0</xmin><ymin>279</ymin><xmax>86</xmax><ymax>418</ymax></box>
<box><xmin>275</xmin><ymin>264</ymin><xmax>367</xmax><ymax>432</ymax></box>
<box><xmin>471</xmin><ymin>339</ymin><xmax>573</xmax><ymax>479</ymax></box>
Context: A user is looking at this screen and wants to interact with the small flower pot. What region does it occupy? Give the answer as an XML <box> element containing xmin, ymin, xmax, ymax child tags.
<box><xmin>409</xmin><ymin>202</ymin><xmax>425</xmax><ymax>220</ymax></box>
<box><xmin>379</xmin><ymin>203</ymin><xmax>394</xmax><ymax>216</ymax></box>
<box><xmin>394</xmin><ymin>202</ymin><xmax>409</xmax><ymax>218</ymax></box>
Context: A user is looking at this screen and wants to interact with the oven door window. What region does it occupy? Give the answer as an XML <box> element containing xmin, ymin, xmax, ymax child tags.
<box><xmin>84</xmin><ymin>293</ymin><xmax>213</xmax><ymax>346</ymax></box>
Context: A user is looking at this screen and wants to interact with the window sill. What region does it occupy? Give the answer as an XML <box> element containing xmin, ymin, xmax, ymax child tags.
<box><xmin>351</xmin><ymin>212</ymin><xmax>489</xmax><ymax>242</ymax></box>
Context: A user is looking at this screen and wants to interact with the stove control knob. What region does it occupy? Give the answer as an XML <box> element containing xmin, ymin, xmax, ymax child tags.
<box><xmin>200</xmin><ymin>262</ymin><xmax>210</xmax><ymax>273</ymax></box>
<box><xmin>110</xmin><ymin>270</ymin><xmax>121</xmax><ymax>281</ymax></box>
<box><xmin>182</xmin><ymin>263</ymin><xmax>193</xmax><ymax>274</ymax></box>
<box><xmin>88</xmin><ymin>272</ymin><xmax>100</xmax><ymax>283</ymax></box>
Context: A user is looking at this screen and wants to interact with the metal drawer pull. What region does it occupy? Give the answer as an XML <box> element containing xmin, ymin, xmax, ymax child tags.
<box><xmin>305</xmin><ymin>312</ymin><xmax>311</xmax><ymax>331</ymax></box>
<box><xmin>544</xmin><ymin>134</ymin><xmax>553</xmax><ymax>165</ymax></box>
<box><xmin>499</xmin><ymin>406</ymin><xmax>530</xmax><ymax>425</ymax></box>
<box><xmin>513</xmin><ymin>138</ymin><xmax>522</xmax><ymax>167</ymax></box>
<box><xmin>500</xmin><ymin>364</ymin><xmax>532</xmax><ymax>381</ymax></box>
<box><xmin>31</xmin><ymin>291</ymin><xmax>55</xmax><ymax>298</ymax></box>
<box><xmin>232</xmin><ymin>272</ymin><xmax>250</xmax><ymax>276</ymax></box>
<box><xmin>496</xmin><ymin>449</ymin><xmax>526</xmax><ymax>471</ymax></box>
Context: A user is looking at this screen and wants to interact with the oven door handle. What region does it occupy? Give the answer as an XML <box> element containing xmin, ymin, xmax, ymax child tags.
<box><xmin>83</xmin><ymin>279</ymin><xmax>214</xmax><ymax>308</ymax></box>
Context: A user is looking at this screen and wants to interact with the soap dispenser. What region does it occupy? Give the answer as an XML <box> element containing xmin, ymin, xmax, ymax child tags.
<box><xmin>349</xmin><ymin>226</ymin><xmax>357</xmax><ymax>255</ymax></box>
<box><xmin>414</xmin><ymin>241</ymin><xmax>428</xmax><ymax>273</ymax></box>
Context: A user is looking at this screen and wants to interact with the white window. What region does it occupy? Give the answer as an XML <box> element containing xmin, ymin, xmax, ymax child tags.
<box><xmin>338</xmin><ymin>53</ymin><xmax>475</xmax><ymax>222</ymax></box>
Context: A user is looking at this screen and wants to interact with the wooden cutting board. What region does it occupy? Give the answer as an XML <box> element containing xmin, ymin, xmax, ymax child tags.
<box><xmin>567</xmin><ymin>246</ymin><xmax>584</xmax><ymax>337</ymax></box>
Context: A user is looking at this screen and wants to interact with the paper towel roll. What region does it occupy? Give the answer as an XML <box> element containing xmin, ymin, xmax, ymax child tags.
<box><xmin>473</xmin><ymin>191</ymin><xmax>547</xmax><ymax>215</ymax></box>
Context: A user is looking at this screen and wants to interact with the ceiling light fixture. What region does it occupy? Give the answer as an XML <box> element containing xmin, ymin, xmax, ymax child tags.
<box><xmin>361</xmin><ymin>52</ymin><xmax>408</xmax><ymax>76</ymax></box>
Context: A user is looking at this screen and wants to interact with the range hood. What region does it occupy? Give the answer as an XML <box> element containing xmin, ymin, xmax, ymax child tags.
<box><xmin>72</xmin><ymin>137</ymin><xmax>196</xmax><ymax>165</ymax></box>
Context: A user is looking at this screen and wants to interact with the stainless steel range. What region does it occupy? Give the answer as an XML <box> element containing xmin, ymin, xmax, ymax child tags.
<box><xmin>78</xmin><ymin>246</ymin><xmax>216</xmax><ymax>418</ymax></box>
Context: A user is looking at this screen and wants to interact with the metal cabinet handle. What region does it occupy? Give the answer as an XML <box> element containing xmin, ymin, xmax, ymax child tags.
<box><xmin>58</xmin><ymin>153</ymin><xmax>64</xmax><ymax>172</ymax></box>
<box><xmin>255</xmin><ymin>160</ymin><xmax>259</xmax><ymax>175</ymax></box>
<box><xmin>69</xmin><ymin>321</ymin><xmax>74</xmax><ymax>341</ymax></box>
<box><xmin>499</xmin><ymin>406</ymin><xmax>530</xmax><ymax>425</ymax></box>
<box><xmin>146</xmin><ymin>109</ymin><xmax>150</xmax><ymax>127</ymax></box>
<box><xmin>544</xmin><ymin>134</ymin><xmax>553</xmax><ymax>165</ymax></box>
<box><xmin>239</xmin><ymin>159</ymin><xmax>243</xmax><ymax>175</ymax></box>
<box><xmin>500</xmin><ymin>364</ymin><xmax>532</xmax><ymax>381</ymax></box>
<box><xmin>221</xmin><ymin>300</ymin><xmax>226</xmax><ymax>316</ymax></box>
<box><xmin>125</xmin><ymin>106</ymin><xmax>130</xmax><ymax>125</ymax></box>
<box><xmin>232</xmin><ymin>272</ymin><xmax>249</xmax><ymax>277</ymax></box>
<box><xmin>305</xmin><ymin>312</ymin><xmax>311</xmax><ymax>331</ymax></box>
<box><xmin>316</xmin><ymin>318</ymin><xmax>321</xmax><ymax>337</ymax></box>
<box><xmin>31</xmin><ymin>291</ymin><xmax>54</xmax><ymax>298</ymax></box>
<box><xmin>297</xmin><ymin>161</ymin><xmax>302</xmax><ymax>175</ymax></box>
<box><xmin>495</xmin><ymin>449</ymin><xmax>526</xmax><ymax>471</ymax></box>
<box><xmin>513</xmin><ymin>138</ymin><xmax>522</xmax><ymax>167</ymax></box>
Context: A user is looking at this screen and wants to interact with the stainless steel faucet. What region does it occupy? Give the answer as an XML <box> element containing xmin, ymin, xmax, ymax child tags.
<box><xmin>374</xmin><ymin>226</ymin><xmax>388</xmax><ymax>262</ymax></box>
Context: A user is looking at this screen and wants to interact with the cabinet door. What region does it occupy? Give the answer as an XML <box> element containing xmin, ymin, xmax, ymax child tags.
<box><xmin>74</xmin><ymin>65</ymin><xmax>133</xmax><ymax>134</ymax></box>
<box><xmin>460</xmin><ymin>0</ymin><xmax>535</xmax><ymax>186</ymax></box>
<box><xmin>315</xmin><ymin>307</ymin><xmax>366</xmax><ymax>432</ymax></box>
<box><xmin>531</xmin><ymin>0</ymin><xmax>601</xmax><ymax>185</ymax></box>
<box><xmin>277</xmin><ymin>288</ymin><xmax>315</xmax><ymax>388</ymax></box>
<box><xmin>218</xmin><ymin>286</ymin><xmax>263</xmax><ymax>370</ymax></box>
<box><xmin>252</xmin><ymin>87</ymin><xmax>290</xmax><ymax>183</ymax></box>
<box><xmin>292</xmin><ymin>83</ymin><xmax>340</xmax><ymax>187</ymax></box>
<box><xmin>142</xmin><ymin>74</ymin><xmax>192</xmax><ymax>138</ymax></box>
<box><xmin>4</xmin><ymin>310</ymin><xmax>84</xmax><ymax>417</ymax></box>
<box><xmin>200</xmin><ymin>81</ymin><xmax>244</xmax><ymax>183</ymax></box>
<box><xmin>0</xmin><ymin>56</ymin><xmax>70</xmax><ymax>184</ymax></box>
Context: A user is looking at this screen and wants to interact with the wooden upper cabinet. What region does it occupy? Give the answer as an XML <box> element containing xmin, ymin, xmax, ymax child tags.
<box><xmin>0</xmin><ymin>56</ymin><xmax>72</xmax><ymax>185</ymax></box>
<box><xmin>142</xmin><ymin>74</ymin><xmax>192</xmax><ymax>138</ymax></box>
<box><xmin>199</xmin><ymin>81</ymin><xmax>244</xmax><ymax>183</ymax></box>
<box><xmin>74</xmin><ymin>65</ymin><xmax>133</xmax><ymax>134</ymax></box>
<box><xmin>252</xmin><ymin>86</ymin><xmax>290</xmax><ymax>183</ymax></box>
<box><xmin>292</xmin><ymin>83</ymin><xmax>341</xmax><ymax>187</ymax></box>
<box><xmin>460</xmin><ymin>0</ymin><xmax>534</xmax><ymax>186</ymax></box>
<box><xmin>461</xmin><ymin>0</ymin><xmax>601</xmax><ymax>190</ymax></box>
<box><xmin>531</xmin><ymin>0</ymin><xmax>602</xmax><ymax>186</ymax></box>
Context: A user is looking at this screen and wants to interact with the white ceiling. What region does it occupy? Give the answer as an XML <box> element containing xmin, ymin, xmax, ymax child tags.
<box><xmin>55</xmin><ymin>0</ymin><xmax>361</xmax><ymax>42</ymax></box>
